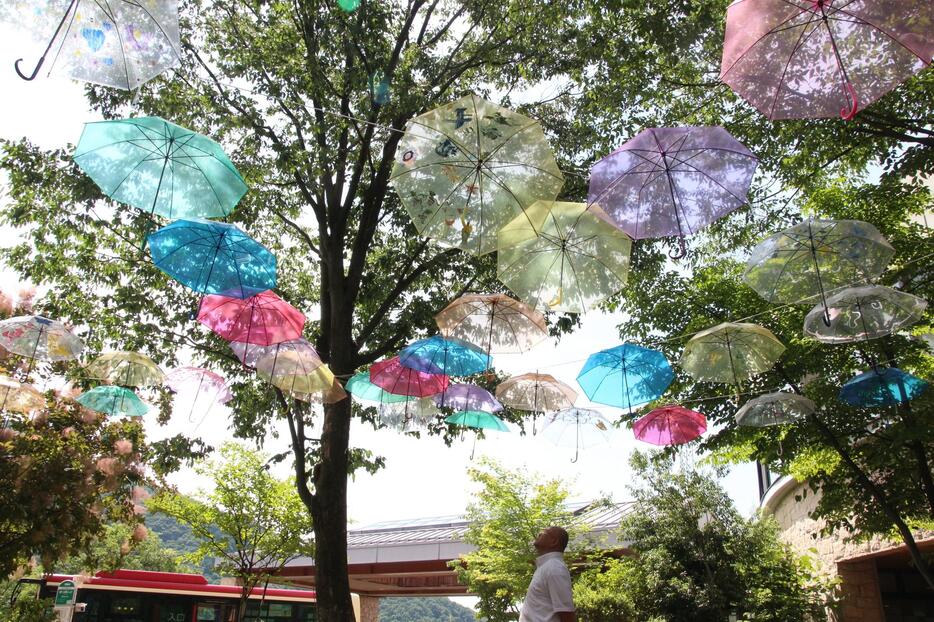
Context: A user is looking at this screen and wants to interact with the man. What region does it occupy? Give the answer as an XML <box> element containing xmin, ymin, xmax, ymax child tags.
<box><xmin>519</xmin><ymin>526</ymin><xmax>576</xmax><ymax>622</ymax></box>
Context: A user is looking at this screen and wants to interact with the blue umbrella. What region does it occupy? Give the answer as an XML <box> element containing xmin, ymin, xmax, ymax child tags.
<box><xmin>147</xmin><ymin>219</ymin><xmax>276</xmax><ymax>298</ymax></box>
<box><xmin>577</xmin><ymin>344</ymin><xmax>674</xmax><ymax>410</ymax></box>
<box><xmin>77</xmin><ymin>386</ymin><xmax>148</xmax><ymax>418</ymax></box>
<box><xmin>839</xmin><ymin>367</ymin><xmax>928</xmax><ymax>407</ymax></box>
<box><xmin>399</xmin><ymin>336</ymin><xmax>491</xmax><ymax>376</ymax></box>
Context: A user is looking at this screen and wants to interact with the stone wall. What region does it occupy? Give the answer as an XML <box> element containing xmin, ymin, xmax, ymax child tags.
<box><xmin>358</xmin><ymin>595</ymin><xmax>380</xmax><ymax>622</ymax></box>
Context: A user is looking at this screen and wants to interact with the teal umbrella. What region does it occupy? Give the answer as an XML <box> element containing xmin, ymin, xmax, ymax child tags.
<box><xmin>347</xmin><ymin>371</ymin><xmax>408</xmax><ymax>405</ymax></box>
<box><xmin>444</xmin><ymin>411</ymin><xmax>509</xmax><ymax>432</ymax></box>
<box><xmin>73</xmin><ymin>116</ymin><xmax>248</xmax><ymax>219</ymax></box>
<box><xmin>76</xmin><ymin>386</ymin><xmax>148</xmax><ymax>417</ymax></box>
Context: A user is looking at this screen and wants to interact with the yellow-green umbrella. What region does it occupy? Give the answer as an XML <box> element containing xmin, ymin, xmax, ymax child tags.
<box><xmin>390</xmin><ymin>94</ymin><xmax>564</xmax><ymax>255</ymax></box>
<box><xmin>680</xmin><ymin>322</ymin><xmax>785</xmax><ymax>385</ymax></box>
<box><xmin>86</xmin><ymin>352</ymin><xmax>165</xmax><ymax>388</ymax></box>
<box><xmin>0</xmin><ymin>376</ymin><xmax>46</xmax><ymax>414</ymax></box>
<box><xmin>497</xmin><ymin>201</ymin><xmax>631</xmax><ymax>313</ymax></box>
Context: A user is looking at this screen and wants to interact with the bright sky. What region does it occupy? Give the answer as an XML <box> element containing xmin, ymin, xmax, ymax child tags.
<box><xmin>0</xmin><ymin>26</ymin><xmax>761</xmax><ymax>540</ymax></box>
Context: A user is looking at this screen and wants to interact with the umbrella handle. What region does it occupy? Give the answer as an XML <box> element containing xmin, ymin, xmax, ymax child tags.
<box><xmin>14</xmin><ymin>57</ymin><xmax>44</xmax><ymax>81</ymax></box>
<box><xmin>668</xmin><ymin>236</ymin><xmax>687</xmax><ymax>260</ymax></box>
<box><xmin>840</xmin><ymin>83</ymin><xmax>858</xmax><ymax>121</ymax></box>
<box><xmin>14</xmin><ymin>0</ymin><xmax>78</xmax><ymax>82</ymax></box>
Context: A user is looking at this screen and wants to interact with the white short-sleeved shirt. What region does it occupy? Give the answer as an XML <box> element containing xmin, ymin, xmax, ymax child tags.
<box><xmin>519</xmin><ymin>552</ymin><xmax>575</xmax><ymax>622</ymax></box>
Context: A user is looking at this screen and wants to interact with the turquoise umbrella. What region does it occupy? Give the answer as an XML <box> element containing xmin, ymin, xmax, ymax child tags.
<box><xmin>399</xmin><ymin>336</ymin><xmax>490</xmax><ymax>376</ymax></box>
<box><xmin>73</xmin><ymin>116</ymin><xmax>248</xmax><ymax>219</ymax></box>
<box><xmin>577</xmin><ymin>344</ymin><xmax>674</xmax><ymax>411</ymax></box>
<box><xmin>76</xmin><ymin>386</ymin><xmax>148</xmax><ymax>417</ymax></box>
<box><xmin>147</xmin><ymin>219</ymin><xmax>276</xmax><ymax>298</ymax></box>
<box><xmin>444</xmin><ymin>411</ymin><xmax>509</xmax><ymax>432</ymax></box>
<box><xmin>347</xmin><ymin>371</ymin><xmax>408</xmax><ymax>404</ymax></box>
<box><xmin>839</xmin><ymin>368</ymin><xmax>928</xmax><ymax>407</ymax></box>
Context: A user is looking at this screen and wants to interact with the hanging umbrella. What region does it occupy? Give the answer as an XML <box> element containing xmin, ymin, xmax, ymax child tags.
<box><xmin>254</xmin><ymin>349</ymin><xmax>330</xmax><ymax>396</ymax></box>
<box><xmin>588</xmin><ymin>126</ymin><xmax>757</xmax><ymax>258</ymax></box>
<box><xmin>399</xmin><ymin>336</ymin><xmax>490</xmax><ymax>376</ymax></box>
<box><xmin>577</xmin><ymin>344</ymin><xmax>674</xmax><ymax>411</ymax></box>
<box><xmin>347</xmin><ymin>371</ymin><xmax>408</xmax><ymax>405</ymax></box>
<box><xmin>633</xmin><ymin>405</ymin><xmax>706</xmax><ymax>445</ymax></box>
<box><xmin>379</xmin><ymin>397</ymin><xmax>439</xmax><ymax>431</ymax></box>
<box><xmin>839</xmin><ymin>367</ymin><xmax>928</xmax><ymax>406</ymax></box>
<box><xmin>290</xmin><ymin>377</ymin><xmax>348</xmax><ymax>405</ymax></box>
<box><xmin>5</xmin><ymin>0</ymin><xmax>181</xmax><ymax>88</ymax></box>
<box><xmin>197</xmin><ymin>290</ymin><xmax>305</xmax><ymax>346</ymax></box>
<box><xmin>444</xmin><ymin>410</ymin><xmax>509</xmax><ymax>432</ymax></box>
<box><xmin>735</xmin><ymin>392</ymin><xmax>815</xmax><ymax>427</ymax></box>
<box><xmin>434</xmin><ymin>293</ymin><xmax>548</xmax><ymax>354</ymax></box>
<box><xmin>164</xmin><ymin>367</ymin><xmax>232</xmax><ymax>405</ymax></box>
<box><xmin>803</xmin><ymin>285</ymin><xmax>928</xmax><ymax>343</ymax></box>
<box><xmin>76</xmin><ymin>385</ymin><xmax>148</xmax><ymax>417</ymax></box>
<box><xmin>744</xmin><ymin>220</ymin><xmax>895</xmax><ymax>325</ymax></box>
<box><xmin>721</xmin><ymin>0</ymin><xmax>934</xmax><ymax>120</ymax></box>
<box><xmin>230</xmin><ymin>338</ymin><xmax>320</xmax><ymax>369</ymax></box>
<box><xmin>0</xmin><ymin>376</ymin><xmax>46</xmax><ymax>414</ymax></box>
<box><xmin>680</xmin><ymin>322</ymin><xmax>785</xmax><ymax>385</ymax></box>
<box><xmin>0</xmin><ymin>315</ymin><xmax>84</xmax><ymax>364</ymax></box>
<box><xmin>86</xmin><ymin>351</ymin><xmax>165</xmax><ymax>387</ymax></box>
<box><xmin>369</xmin><ymin>356</ymin><xmax>449</xmax><ymax>397</ymax></box>
<box><xmin>497</xmin><ymin>201</ymin><xmax>632</xmax><ymax>313</ymax></box>
<box><xmin>434</xmin><ymin>383</ymin><xmax>503</xmax><ymax>414</ymax></box>
<box><xmin>74</xmin><ymin>117</ymin><xmax>248</xmax><ymax>219</ymax></box>
<box><xmin>148</xmin><ymin>219</ymin><xmax>277</xmax><ymax>299</ymax></box>
<box><xmin>390</xmin><ymin>93</ymin><xmax>564</xmax><ymax>255</ymax></box>
<box><xmin>540</xmin><ymin>407</ymin><xmax>611</xmax><ymax>462</ymax></box>
<box><xmin>495</xmin><ymin>373</ymin><xmax>577</xmax><ymax>413</ymax></box>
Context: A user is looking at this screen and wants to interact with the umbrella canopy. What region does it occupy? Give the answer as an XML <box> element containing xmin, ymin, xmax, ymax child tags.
<box><xmin>198</xmin><ymin>290</ymin><xmax>305</xmax><ymax>346</ymax></box>
<box><xmin>74</xmin><ymin>116</ymin><xmax>247</xmax><ymax>219</ymax></box>
<box><xmin>444</xmin><ymin>410</ymin><xmax>510</xmax><ymax>432</ymax></box>
<box><xmin>434</xmin><ymin>293</ymin><xmax>548</xmax><ymax>354</ymax></box>
<box><xmin>399</xmin><ymin>336</ymin><xmax>490</xmax><ymax>376</ymax></box>
<box><xmin>735</xmin><ymin>392</ymin><xmax>815</xmax><ymax>427</ymax></box>
<box><xmin>434</xmin><ymin>383</ymin><xmax>503</xmax><ymax>413</ymax></box>
<box><xmin>347</xmin><ymin>371</ymin><xmax>408</xmax><ymax>405</ymax></box>
<box><xmin>86</xmin><ymin>351</ymin><xmax>165</xmax><ymax>388</ymax></box>
<box><xmin>0</xmin><ymin>315</ymin><xmax>84</xmax><ymax>361</ymax></box>
<box><xmin>540</xmin><ymin>407</ymin><xmax>611</xmax><ymax>461</ymax></box>
<box><xmin>588</xmin><ymin>126</ymin><xmax>757</xmax><ymax>257</ymax></box>
<box><xmin>743</xmin><ymin>220</ymin><xmax>894</xmax><ymax>323</ymax></box>
<box><xmin>369</xmin><ymin>356</ymin><xmax>449</xmax><ymax>397</ymax></box>
<box><xmin>148</xmin><ymin>219</ymin><xmax>277</xmax><ymax>299</ymax></box>
<box><xmin>4</xmin><ymin>0</ymin><xmax>181</xmax><ymax>88</ymax></box>
<box><xmin>577</xmin><ymin>344</ymin><xmax>674</xmax><ymax>410</ymax></box>
<box><xmin>390</xmin><ymin>93</ymin><xmax>564</xmax><ymax>255</ymax></box>
<box><xmin>76</xmin><ymin>385</ymin><xmax>148</xmax><ymax>417</ymax></box>
<box><xmin>803</xmin><ymin>285</ymin><xmax>928</xmax><ymax>343</ymax></box>
<box><xmin>497</xmin><ymin>201</ymin><xmax>632</xmax><ymax>313</ymax></box>
<box><xmin>721</xmin><ymin>0</ymin><xmax>934</xmax><ymax>120</ymax></box>
<box><xmin>839</xmin><ymin>367</ymin><xmax>928</xmax><ymax>406</ymax></box>
<box><xmin>164</xmin><ymin>366</ymin><xmax>232</xmax><ymax>405</ymax></box>
<box><xmin>633</xmin><ymin>405</ymin><xmax>706</xmax><ymax>445</ymax></box>
<box><xmin>681</xmin><ymin>322</ymin><xmax>785</xmax><ymax>384</ymax></box>
<box><xmin>0</xmin><ymin>376</ymin><xmax>46</xmax><ymax>414</ymax></box>
<box><xmin>495</xmin><ymin>373</ymin><xmax>577</xmax><ymax>413</ymax></box>
<box><xmin>230</xmin><ymin>338</ymin><xmax>320</xmax><ymax>369</ymax></box>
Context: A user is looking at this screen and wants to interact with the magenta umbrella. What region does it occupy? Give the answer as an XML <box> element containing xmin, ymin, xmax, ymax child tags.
<box><xmin>198</xmin><ymin>290</ymin><xmax>305</xmax><ymax>346</ymax></box>
<box><xmin>370</xmin><ymin>356</ymin><xmax>449</xmax><ymax>397</ymax></box>
<box><xmin>721</xmin><ymin>0</ymin><xmax>934</xmax><ymax>121</ymax></box>
<box><xmin>588</xmin><ymin>127</ymin><xmax>757</xmax><ymax>258</ymax></box>
<box><xmin>633</xmin><ymin>405</ymin><xmax>707</xmax><ymax>445</ymax></box>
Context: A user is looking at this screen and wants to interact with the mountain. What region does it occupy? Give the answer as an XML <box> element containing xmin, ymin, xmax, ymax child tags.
<box><xmin>379</xmin><ymin>597</ymin><xmax>477</xmax><ymax>622</ymax></box>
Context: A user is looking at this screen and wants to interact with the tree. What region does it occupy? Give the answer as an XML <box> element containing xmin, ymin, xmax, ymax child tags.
<box><xmin>147</xmin><ymin>442</ymin><xmax>313</xmax><ymax>622</ymax></box>
<box><xmin>54</xmin><ymin>522</ymin><xmax>183</xmax><ymax>575</ymax></box>
<box><xmin>378</xmin><ymin>597</ymin><xmax>477</xmax><ymax>622</ymax></box>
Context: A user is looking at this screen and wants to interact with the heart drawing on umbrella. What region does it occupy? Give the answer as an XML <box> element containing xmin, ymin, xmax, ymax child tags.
<box><xmin>81</xmin><ymin>28</ymin><xmax>106</xmax><ymax>52</ymax></box>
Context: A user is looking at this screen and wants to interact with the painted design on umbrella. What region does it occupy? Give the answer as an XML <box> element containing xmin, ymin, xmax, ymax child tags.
<box><xmin>495</xmin><ymin>373</ymin><xmax>577</xmax><ymax>413</ymax></box>
<box><xmin>434</xmin><ymin>293</ymin><xmax>548</xmax><ymax>354</ymax></box>
<box><xmin>633</xmin><ymin>405</ymin><xmax>706</xmax><ymax>445</ymax></box>
<box><xmin>5</xmin><ymin>0</ymin><xmax>181</xmax><ymax>88</ymax></box>
<box><xmin>198</xmin><ymin>290</ymin><xmax>305</xmax><ymax>346</ymax></box>
<box><xmin>577</xmin><ymin>344</ymin><xmax>674</xmax><ymax>411</ymax></box>
<box><xmin>497</xmin><ymin>201</ymin><xmax>632</xmax><ymax>313</ymax></box>
<box><xmin>230</xmin><ymin>338</ymin><xmax>320</xmax><ymax>370</ymax></box>
<box><xmin>369</xmin><ymin>356</ymin><xmax>449</xmax><ymax>397</ymax></box>
<box><xmin>77</xmin><ymin>385</ymin><xmax>148</xmax><ymax>417</ymax></box>
<box><xmin>86</xmin><ymin>351</ymin><xmax>165</xmax><ymax>387</ymax></box>
<box><xmin>74</xmin><ymin>116</ymin><xmax>247</xmax><ymax>219</ymax></box>
<box><xmin>0</xmin><ymin>376</ymin><xmax>46</xmax><ymax>414</ymax></box>
<box><xmin>390</xmin><ymin>93</ymin><xmax>564</xmax><ymax>255</ymax></box>
<box><xmin>735</xmin><ymin>392</ymin><xmax>815</xmax><ymax>427</ymax></box>
<box><xmin>744</xmin><ymin>220</ymin><xmax>894</xmax><ymax>325</ymax></box>
<box><xmin>0</xmin><ymin>315</ymin><xmax>84</xmax><ymax>378</ymax></box>
<box><xmin>680</xmin><ymin>322</ymin><xmax>785</xmax><ymax>385</ymax></box>
<box><xmin>147</xmin><ymin>219</ymin><xmax>276</xmax><ymax>299</ymax></box>
<box><xmin>399</xmin><ymin>336</ymin><xmax>490</xmax><ymax>376</ymax></box>
<box><xmin>588</xmin><ymin>126</ymin><xmax>757</xmax><ymax>258</ymax></box>
<box><xmin>540</xmin><ymin>407</ymin><xmax>611</xmax><ymax>462</ymax></box>
<box><xmin>839</xmin><ymin>367</ymin><xmax>928</xmax><ymax>406</ymax></box>
<box><xmin>803</xmin><ymin>285</ymin><xmax>927</xmax><ymax>343</ymax></box>
<box><xmin>721</xmin><ymin>0</ymin><xmax>934</xmax><ymax>120</ymax></box>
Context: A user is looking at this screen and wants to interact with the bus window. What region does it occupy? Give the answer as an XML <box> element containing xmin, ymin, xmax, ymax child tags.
<box><xmin>244</xmin><ymin>602</ymin><xmax>295</xmax><ymax>621</ymax></box>
<box><xmin>196</xmin><ymin>604</ymin><xmax>220</xmax><ymax>621</ymax></box>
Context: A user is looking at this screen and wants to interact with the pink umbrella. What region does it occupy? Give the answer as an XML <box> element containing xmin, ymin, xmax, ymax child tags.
<box><xmin>370</xmin><ymin>356</ymin><xmax>449</xmax><ymax>397</ymax></box>
<box><xmin>229</xmin><ymin>338</ymin><xmax>321</xmax><ymax>369</ymax></box>
<box><xmin>165</xmin><ymin>366</ymin><xmax>232</xmax><ymax>405</ymax></box>
<box><xmin>633</xmin><ymin>405</ymin><xmax>707</xmax><ymax>446</ymax></box>
<box><xmin>198</xmin><ymin>290</ymin><xmax>305</xmax><ymax>346</ymax></box>
<box><xmin>721</xmin><ymin>0</ymin><xmax>934</xmax><ymax>121</ymax></box>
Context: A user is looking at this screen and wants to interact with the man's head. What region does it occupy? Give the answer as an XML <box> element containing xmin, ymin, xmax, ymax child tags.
<box><xmin>533</xmin><ymin>526</ymin><xmax>569</xmax><ymax>555</ymax></box>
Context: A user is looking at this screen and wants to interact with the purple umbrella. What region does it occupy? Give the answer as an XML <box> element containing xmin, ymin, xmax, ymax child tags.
<box><xmin>588</xmin><ymin>127</ymin><xmax>758</xmax><ymax>258</ymax></box>
<box><xmin>435</xmin><ymin>383</ymin><xmax>503</xmax><ymax>413</ymax></box>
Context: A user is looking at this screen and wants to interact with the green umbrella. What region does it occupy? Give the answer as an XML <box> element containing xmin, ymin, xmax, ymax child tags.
<box><xmin>497</xmin><ymin>201</ymin><xmax>631</xmax><ymax>313</ymax></box>
<box><xmin>803</xmin><ymin>285</ymin><xmax>928</xmax><ymax>344</ymax></box>
<box><xmin>73</xmin><ymin>116</ymin><xmax>248</xmax><ymax>220</ymax></box>
<box><xmin>680</xmin><ymin>322</ymin><xmax>785</xmax><ymax>385</ymax></box>
<box><xmin>86</xmin><ymin>352</ymin><xmax>165</xmax><ymax>388</ymax></box>
<box><xmin>390</xmin><ymin>94</ymin><xmax>564</xmax><ymax>255</ymax></box>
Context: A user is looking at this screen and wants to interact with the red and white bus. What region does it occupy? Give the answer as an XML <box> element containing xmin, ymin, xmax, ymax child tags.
<box><xmin>25</xmin><ymin>569</ymin><xmax>329</xmax><ymax>622</ymax></box>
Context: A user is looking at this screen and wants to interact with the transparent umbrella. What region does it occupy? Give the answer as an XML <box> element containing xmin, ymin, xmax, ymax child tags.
<box><xmin>540</xmin><ymin>407</ymin><xmax>611</xmax><ymax>462</ymax></box>
<box><xmin>680</xmin><ymin>322</ymin><xmax>785</xmax><ymax>386</ymax></box>
<box><xmin>86</xmin><ymin>351</ymin><xmax>165</xmax><ymax>388</ymax></box>
<box><xmin>804</xmin><ymin>285</ymin><xmax>927</xmax><ymax>343</ymax></box>
<box><xmin>735</xmin><ymin>392</ymin><xmax>815</xmax><ymax>427</ymax></box>
<box><xmin>434</xmin><ymin>293</ymin><xmax>548</xmax><ymax>354</ymax></box>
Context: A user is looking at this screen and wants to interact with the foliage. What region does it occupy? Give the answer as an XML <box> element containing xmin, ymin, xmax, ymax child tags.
<box><xmin>147</xmin><ymin>442</ymin><xmax>313</xmax><ymax>622</ymax></box>
<box><xmin>378</xmin><ymin>597</ymin><xmax>477</xmax><ymax>622</ymax></box>
<box><xmin>53</xmin><ymin>522</ymin><xmax>182</xmax><ymax>575</ymax></box>
<box><xmin>0</xmin><ymin>596</ymin><xmax>56</xmax><ymax>622</ymax></box>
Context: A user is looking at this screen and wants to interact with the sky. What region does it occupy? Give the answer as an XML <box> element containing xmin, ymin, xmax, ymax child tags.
<box><xmin>0</xmin><ymin>25</ymin><xmax>762</xmax><ymax>536</ymax></box>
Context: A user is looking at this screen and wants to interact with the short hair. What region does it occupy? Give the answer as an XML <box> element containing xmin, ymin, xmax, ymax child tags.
<box><xmin>551</xmin><ymin>526</ymin><xmax>569</xmax><ymax>551</ymax></box>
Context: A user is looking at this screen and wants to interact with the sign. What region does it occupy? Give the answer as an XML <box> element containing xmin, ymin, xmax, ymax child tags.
<box><xmin>54</xmin><ymin>580</ymin><xmax>77</xmax><ymax>606</ymax></box>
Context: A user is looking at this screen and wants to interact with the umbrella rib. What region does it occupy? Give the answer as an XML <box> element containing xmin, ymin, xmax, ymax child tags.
<box><xmin>94</xmin><ymin>0</ymin><xmax>133</xmax><ymax>89</ymax></box>
<box><xmin>409</xmin><ymin>120</ymin><xmax>477</xmax><ymax>160</ymax></box>
<box><xmin>121</xmin><ymin>0</ymin><xmax>183</xmax><ymax>57</ymax></box>
<box><xmin>826</xmin><ymin>7</ymin><xmax>930</xmax><ymax>63</ymax></box>
<box><xmin>482</xmin><ymin>161</ymin><xmax>565</xmax><ymax>182</ymax></box>
<box><xmin>391</xmin><ymin>159</ymin><xmax>478</xmax><ymax>179</ymax></box>
<box><xmin>73</xmin><ymin>137</ymin><xmax>164</xmax><ymax>159</ymax></box>
<box><xmin>663</xmin><ymin>150</ymin><xmax>752</xmax><ymax>206</ymax></box>
<box><xmin>720</xmin><ymin>3</ymin><xmax>813</xmax><ymax>79</ymax></box>
<box><xmin>44</xmin><ymin>0</ymin><xmax>82</xmax><ymax>79</ymax></box>
<box><xmin>767</xmin><ymin>15</ymin><xmax>824</xmax><ymax>119</ymax></box>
